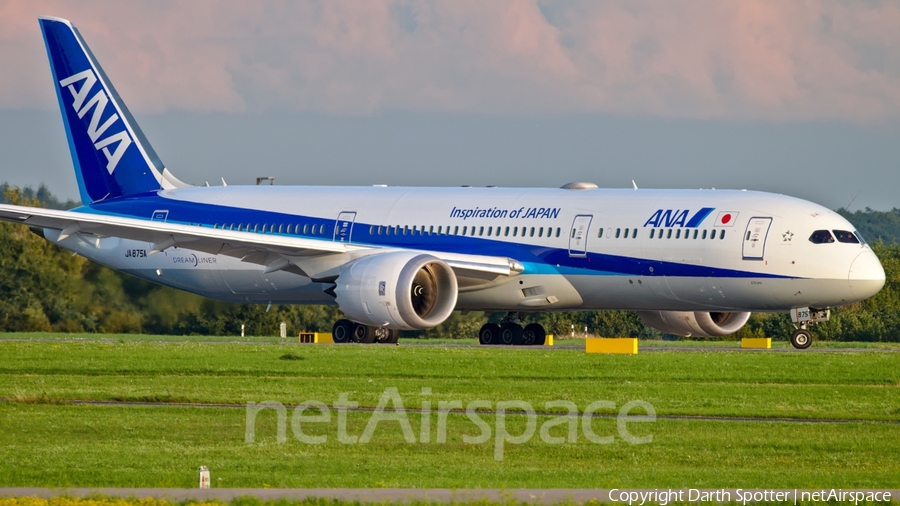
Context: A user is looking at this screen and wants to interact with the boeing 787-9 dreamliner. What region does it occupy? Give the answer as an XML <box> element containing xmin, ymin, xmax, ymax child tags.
<box><xmin>0</xmin><ymin>17</ymin><xmax>886</xmax><ymax>348</ymax></box>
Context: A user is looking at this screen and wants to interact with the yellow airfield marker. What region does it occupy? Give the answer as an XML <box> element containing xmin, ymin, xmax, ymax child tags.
<box><xmin>585</xmin><ymin>337</ymin><xmax>638</xmax><ymax>354</ymax></box>
<box><xmin>299</xmin><ymin>332</ymin><xmax>334</xmax><ymax>344</ymax></box>
<box><xmin>741</xmin><ymin>337</ymin><xmax>772</xmax><ymax>349</ymax></box>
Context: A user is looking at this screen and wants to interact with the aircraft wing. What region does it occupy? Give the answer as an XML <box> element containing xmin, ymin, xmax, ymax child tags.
<box><xmin>0</xmin><ymin>203</ymin><xmax>522</xmax><ymax>279</ymax></box>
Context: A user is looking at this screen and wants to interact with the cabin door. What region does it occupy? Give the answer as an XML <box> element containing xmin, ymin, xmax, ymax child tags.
<box><xmin>334</xmin><ymin>212</ymin><xmax>357</xmax><ymax>243</ymax></box>
<box><xmin>742</xmin><ymin>217</ymin><xmax>772</xmax><ymax>260</ymax></box>
<box><xmin>568</xmin><ymin>215</ymin><xmax>593</xmax><ymax>257</ymax></box>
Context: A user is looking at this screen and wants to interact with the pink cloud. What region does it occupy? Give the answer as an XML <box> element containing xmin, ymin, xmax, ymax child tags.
<box><xmin>1</xmin><ymin>0</ymin><xmax>899</xmax><ymax>121</ymax></box>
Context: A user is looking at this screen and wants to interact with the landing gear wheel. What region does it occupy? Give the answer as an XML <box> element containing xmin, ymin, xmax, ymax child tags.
<box><xmin>375</xmin><ymin>328</ymin><xmax>399</xmax><ymax>344</ymax></box>
<box><xmin>500</xmin><ymin>323</ymin><xmax>523</xmax><ymax>345</ymax></box>
<box><xmin>790</xmin><ymin>329</ymin><xmax>812</xmax><ymax>349</ymax></box>
<box><xmin>479</xmin><ymin>323</ymin><xmax>500</xmax><ymax>345</ymax></box>
<box><xmin>522</xmin><ymin>323</ymin><xmax>546</xmax><ymax>346</ymax></box>
<box><xmin>353</xmin><ymin>323</ymin><xmax>376</xmax><ymax>344</ymax></box>
<box><xmin>332</xmin><ymin>319</ymin><xmax>354</xmax><ymax>343</ymax></box>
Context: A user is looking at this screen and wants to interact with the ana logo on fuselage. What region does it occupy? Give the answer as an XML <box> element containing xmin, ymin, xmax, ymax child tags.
<box><xmin>643</xmin><ymin>207</ymin><xmax>715</xmax><ymax>228</ymax></box>
<box><xmin>58</xmin><ymin>69</ymin><xmax>132</xmax><ymax>174</ymax></box>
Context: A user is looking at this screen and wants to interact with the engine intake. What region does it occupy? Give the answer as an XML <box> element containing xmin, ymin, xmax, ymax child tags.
<box><xmin>334</xmin><ymin>252</ymin><xmax>458</xmax><ymax>330</ymax></box>
<box><xmin>637</xmin><ymin>311</ymin><xmax>751</xmax><ymax>337</ymax></box>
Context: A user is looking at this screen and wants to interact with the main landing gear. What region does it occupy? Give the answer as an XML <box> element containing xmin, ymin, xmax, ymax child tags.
<box><xmin>332</xmin><ymin>319</ymin><xmax>398</xmax><ymax>344</ymax></box>
<box><xmin>479</xmin><ymin>312</ymin><xmax>546</xmax><ymax>346</ymax></box>
<box><xmin>788</xmin><ymin>307</ymin><xmax>830</xmax><ymax>350</ymax></box>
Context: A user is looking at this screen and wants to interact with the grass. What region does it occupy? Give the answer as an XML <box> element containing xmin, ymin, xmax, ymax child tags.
<box><xmin>0</xmin><ymin>332</ymin><xmax>286</xmax><ymax>344</ymax></box>
<box><xmin>1</xmin><ymin>403</ymin><xmax>897</xmax><ymax>488</ymax></box>
<box><xmin>5</xmin><ymin>331</ymin><xmax>900</xmax><ymax>349</ymax></box>
<box><xmin>0</xmin><ymin>336</ymin><xmax>897</xmax><ymax>488</ymax></box>
<box><xmin>1</xmin><ymin>341</ymin><xmax>897</xmax><ymax>420</ymax></box>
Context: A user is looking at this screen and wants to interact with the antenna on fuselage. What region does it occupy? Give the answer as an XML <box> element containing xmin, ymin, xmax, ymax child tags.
<box><xmin>632</xmin><ymin>180</ymin><xmax>638</xmax><ymax>190</ymax></box>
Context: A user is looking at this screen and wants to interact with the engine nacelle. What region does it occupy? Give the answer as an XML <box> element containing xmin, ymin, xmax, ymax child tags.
<box><xmin>334</xmin><ymin>252</ymin><xmax>458</xmax><ymax>330</ymax></box>
<box><xmin>637</xmin><ymin>311</ymin><xmax>751</xmax><ymax>337</ymax></box>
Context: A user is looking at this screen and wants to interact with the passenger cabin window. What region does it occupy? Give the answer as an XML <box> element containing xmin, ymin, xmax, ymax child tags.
<box><xmin>833</xmin><ymin>230</ymin><xmax>860</xmax><ymax>244</ymax></box>
<box><xmin>809</xmin><ymin>230</ymin><xmax>835</xmax><ymax>244</ymax></box>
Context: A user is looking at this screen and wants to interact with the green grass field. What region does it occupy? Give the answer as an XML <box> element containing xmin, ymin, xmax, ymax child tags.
<box><xmin>0</xmin><ymin>334</ymin><xmax>898</xmax><ymax>488</ymax></box>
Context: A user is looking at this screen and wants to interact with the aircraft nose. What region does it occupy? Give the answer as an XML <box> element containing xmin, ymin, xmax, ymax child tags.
<box><xmin>848</xmin><ymin>249</ymin><xmax>886</xmax><ymax>300</ymax></box>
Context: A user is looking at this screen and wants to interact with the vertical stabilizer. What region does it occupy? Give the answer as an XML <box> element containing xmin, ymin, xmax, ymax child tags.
<box><xmin>39</xmin><ymin>16</ymin><xmax>188</xmax><ymax>203</ymax></box>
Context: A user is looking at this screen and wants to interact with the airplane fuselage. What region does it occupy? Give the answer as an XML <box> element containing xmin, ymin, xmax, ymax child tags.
<box><xmin>51</xmin><ymin>185</ymin><xmax>884</xmax><ymax>313</ymax></box>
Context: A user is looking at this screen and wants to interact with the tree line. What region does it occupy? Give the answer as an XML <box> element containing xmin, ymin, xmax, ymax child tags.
<box><xmin>1</xmin><ymin>184</ymin><xmax>898</xmax><ymax>341</ymax></box>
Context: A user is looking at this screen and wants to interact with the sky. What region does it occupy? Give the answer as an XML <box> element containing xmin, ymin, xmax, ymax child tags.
<box><xmin>1</xmin><ymin>0</ymin><xmax>899</xmax><ymax>210</ymax></box>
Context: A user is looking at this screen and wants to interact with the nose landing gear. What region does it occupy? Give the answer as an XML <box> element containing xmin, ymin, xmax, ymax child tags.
<box><xmin>788</xmin><ymin>307</ymin><xmax>830</xmax><ymax>349</ymax></box>
<box><xmin>790</xmin><ymin>328</ymin><xmax>812</xmax><ymax>349</ymax></box>
<box><xmin>479</xmin><ymin>312</ymin><xmax>546</xmax><ymax>346</ymax></box>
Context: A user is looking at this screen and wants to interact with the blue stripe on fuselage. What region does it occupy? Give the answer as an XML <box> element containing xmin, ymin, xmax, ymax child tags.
<box><xmin>78</xmin><ymin>196</ymin><xmax>791</xmax><ymax>280</ymax></box>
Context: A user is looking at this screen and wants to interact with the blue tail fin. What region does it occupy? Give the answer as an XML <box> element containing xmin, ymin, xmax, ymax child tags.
<box><xmin>39</xmin><ymin>16</ymin><xmax>188</xmax><ymax>204</ymax></box>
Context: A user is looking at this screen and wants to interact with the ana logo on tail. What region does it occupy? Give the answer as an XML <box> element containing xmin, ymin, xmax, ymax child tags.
<box><xmin>59</xmin><ymin>69</ymin><xmax>133</xmax><ymax>174</ymax></box>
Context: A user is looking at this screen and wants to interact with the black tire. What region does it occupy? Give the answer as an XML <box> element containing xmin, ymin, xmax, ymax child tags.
<box><xmin>353</xmin><ymin>323</ymin><xmax>376</xmax><ymax>344</ymax></box>
<box><xmin>500</xmin><ymin>323</ymin><xmax>523</xmax><ymax>345</ymax></box>
<box><xmin>790</xmin><ymin>329</ymin><xmax>812</xmax><ymax>349</ymax></box>
<box><xmin>479</xmin><ymin>323</ymin><xmax>500</xmax><ymax>345</ymax></box>
<box><xmin>332</xmin><ymin>319</ymin><xmax>354</xmax><ymax>343</ymax></box>
<box><xmin>375</xmin><ymin>328</ymin><xmax>399</xmax><ymax>344</ymax></box>
<box><xmin>522</xmin><ymin>323</ymin><xmax>546</xmax><ymax>346</ymax></box>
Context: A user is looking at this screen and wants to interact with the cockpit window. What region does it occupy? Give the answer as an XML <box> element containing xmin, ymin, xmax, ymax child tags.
<box><xmin>833</xmin><ymin>230</ymin><xmax>860</xmax><ymax>244</ymax></box>
<box><xmin>809</xmin><ymin>230</ymin><xmax>835</xmax><ymax>244</ymax></box>
<box><xmin>854</xmin><ymin>231</ymin><xmax>869</xmax><ymax>245</ymax></box>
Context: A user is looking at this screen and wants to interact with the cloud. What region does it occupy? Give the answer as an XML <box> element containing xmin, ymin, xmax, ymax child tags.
<box><xmin>1</xmin><ymin>0</ymin><xmax>899</xmax><ymax>121</ymax></box>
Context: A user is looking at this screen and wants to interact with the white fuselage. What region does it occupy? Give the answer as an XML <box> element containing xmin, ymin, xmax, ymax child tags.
<box><xmin>50</xmin><ymin>185</ymin><xmax>885</xmax><ymax>313</ymax></box>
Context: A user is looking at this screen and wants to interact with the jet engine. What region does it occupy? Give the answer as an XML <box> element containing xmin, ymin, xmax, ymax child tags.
<box><xmin>334</xmin><ymin>252</ymin><xmax>458</xmax><ymax>330</ymax></box>
<box><xmin>637</xmin><ymin>311</ymin><xmax>751</xmax><ymax>337</ymax></box>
